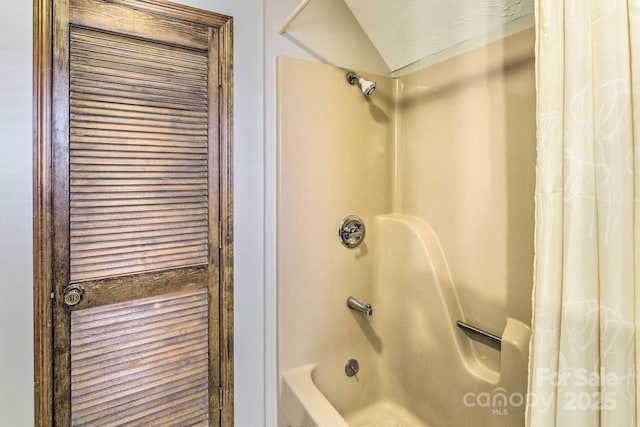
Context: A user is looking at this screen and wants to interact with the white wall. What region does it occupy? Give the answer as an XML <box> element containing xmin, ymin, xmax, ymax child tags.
<box><xmin>0</xmin><ymin>0</ymin><xmax>265</xmax><ymax>426</ymax></box>
<box><xmin>0</xmin><ymin>1</ymin><xmax>34</xmax><ymax>426</ymax></box>
<box><xmin>185</xmin><ymin>2</ymin><xmax>266</xmax><ymax>425</ymax></box>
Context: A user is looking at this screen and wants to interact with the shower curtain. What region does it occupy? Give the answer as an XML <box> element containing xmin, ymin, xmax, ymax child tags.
<box><xmin>528</xmin><ymin>1</ymin><xmax>639</xmax><ymax>426</ymax></box>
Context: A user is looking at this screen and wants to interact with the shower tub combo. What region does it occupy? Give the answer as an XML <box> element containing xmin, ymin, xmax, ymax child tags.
<box><xmin>276</xmin><ymin>40</ymin><xmax>536</xmax><ymax>425</ymax></box>
<box><xmin>280</xmin><ymin>215</ymin><xmax>531</xmax><ymax>427</ymax></box>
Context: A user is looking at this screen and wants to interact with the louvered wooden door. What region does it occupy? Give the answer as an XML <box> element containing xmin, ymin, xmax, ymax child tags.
<box><xmin>47</xmin><ymin>1</ymin><xmax>233</xmax><ymax>425</ymax></box>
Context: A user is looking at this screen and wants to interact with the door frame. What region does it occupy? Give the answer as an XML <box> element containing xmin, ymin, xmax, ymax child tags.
<box><xmin>33</xmin><ymin>0</ymin><xmax>234</xmax><ymax>425</ymax></box>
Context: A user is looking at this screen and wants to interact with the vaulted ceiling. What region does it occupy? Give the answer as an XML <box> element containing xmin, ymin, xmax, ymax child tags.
<box><xmin>342</xmin><ymin>0</ymin><xmax>534</xmax><ymax>73</ymax></box>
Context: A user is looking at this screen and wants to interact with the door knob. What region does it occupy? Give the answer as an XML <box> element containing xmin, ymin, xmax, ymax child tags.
<box><xmin>63</xmin><ymin>284</ymin><xmax>85</xmax><ymax>307</ymax></box>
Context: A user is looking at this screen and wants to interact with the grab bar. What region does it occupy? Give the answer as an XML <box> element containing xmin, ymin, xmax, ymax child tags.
<box><xmin>456</xmin><ymin>321</ymin><xmax>501</xmax><ymax>345</ymax></box>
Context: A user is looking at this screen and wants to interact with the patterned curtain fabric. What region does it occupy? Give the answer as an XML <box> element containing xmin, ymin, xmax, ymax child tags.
<box><xmin>528</xmin><ymin>1</ymin><xmax>640</xmax><ymax>426</ymax></box>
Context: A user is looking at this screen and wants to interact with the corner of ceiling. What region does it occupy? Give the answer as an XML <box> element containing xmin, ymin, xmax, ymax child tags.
<box><xmin>276</xmin><ymin>0</ymin><xmax>534</xmax><ymax>78</ymax></box>
<box><xmin>343</xmin><ymin>0</ymin><xmax>534</xmax><ymax>75</ymax></box>
<box><xmin>277</xmin><ymin>0</ymin><xmax>391</xmax><ymax>77</ymax></box>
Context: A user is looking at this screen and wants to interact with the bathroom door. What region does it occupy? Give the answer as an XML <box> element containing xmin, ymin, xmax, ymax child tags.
<box><xmin>34</xmin><ymin>0</ymin><xmax>233</xmax><ymax>425</ymax></box>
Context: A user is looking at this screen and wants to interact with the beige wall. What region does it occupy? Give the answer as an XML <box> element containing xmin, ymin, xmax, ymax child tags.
<box><xmin>264</xmin><ymin>2</ymin><xmax>390</xmax><ymax>423</ymax></box>
<box><xmin>276</xmin><ymin>56</ymin><xmax>393</xmax><ymax>419</ymax></box>
<box><xmin>276</xmin><ymin>28</ymin><xmax>536</xmax><ymax>421</ymax></box>
<box><xmin>396</xmin><ymin>28</ymin><xmax>536</xmax><ymax>369</ymax></box>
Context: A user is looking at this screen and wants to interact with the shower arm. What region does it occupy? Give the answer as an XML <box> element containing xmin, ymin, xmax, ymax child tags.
<box><xmin>278</xmin><ymin>0</ymin><xmax>312</xmax><ymax>34</ymax></box>
<box><xmin>347</xmin><ymin>72</ymin><xmax>360</xmax><ymax>86</ymax></box>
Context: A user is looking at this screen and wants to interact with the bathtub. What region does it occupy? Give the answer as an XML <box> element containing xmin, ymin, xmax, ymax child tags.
<box><xmin>281</xmin><ymin>364</ymin><xmax>432</xmax><ymax>427</ymax></box>
<box><xmin>280</xmin><ymin>215</ymin><xmax>531</xmax><ymax>427</ymax></box>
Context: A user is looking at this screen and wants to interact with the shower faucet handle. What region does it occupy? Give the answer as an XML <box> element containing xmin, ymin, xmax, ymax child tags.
<box><xmin>338</xmin><ymin>215</ymin><xmax>365</xmax><ymax>249</ymax></box>
<box><xmin>342</xmin><ymin>224</ymin><xmax>362</xmax><ymax>238</ymax></box>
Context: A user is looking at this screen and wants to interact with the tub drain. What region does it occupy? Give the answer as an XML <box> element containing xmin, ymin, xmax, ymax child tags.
<box><xmin>345</xmin><ymin>358</ymin><xmax>359</xmax><ymax>377</ymax></box>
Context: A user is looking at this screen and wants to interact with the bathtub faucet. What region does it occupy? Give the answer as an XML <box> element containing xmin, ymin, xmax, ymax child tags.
<box><xmin>347</xmin><ymin>296</ymin><xmax>373</xmax><ymax>316</ymax></box>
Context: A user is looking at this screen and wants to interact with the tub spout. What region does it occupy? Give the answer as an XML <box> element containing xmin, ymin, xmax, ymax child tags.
<box><xmin>347</xmin><ymin>296</ymin><xmax>373</xmax><ymax>316</ymax></box>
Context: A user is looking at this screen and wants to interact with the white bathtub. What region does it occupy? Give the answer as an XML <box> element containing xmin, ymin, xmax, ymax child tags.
<box><xmin>282</xmin><ymin>364</ymin><xmax>432</xmax><ymax>427</ymax></box>
<box><xmin>280</xmin><ymin>215</ymin><xmax>531</xmax><ymax>427</ymax></box>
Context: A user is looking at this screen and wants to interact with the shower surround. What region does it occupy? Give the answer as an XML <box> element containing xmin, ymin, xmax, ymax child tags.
<box><xmin>277</xmin><ymin>28</ymin><xmax>536</xmax><ymax>427</ymax></box>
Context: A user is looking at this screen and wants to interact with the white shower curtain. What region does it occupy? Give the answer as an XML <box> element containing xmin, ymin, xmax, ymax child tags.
<box><xmin>528</xmin><ymin>0</ymin><xmax>640</xmax><ymax>426</ymax></box>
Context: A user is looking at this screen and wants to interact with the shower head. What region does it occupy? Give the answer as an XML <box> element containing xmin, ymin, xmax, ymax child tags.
<box><xmin>347</xmin><ymin>72</ymin><xmax>376</xmax><ymax>97</ymax></box>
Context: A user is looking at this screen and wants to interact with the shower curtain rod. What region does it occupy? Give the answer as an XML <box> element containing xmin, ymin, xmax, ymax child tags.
<box><xmin>278</xmin><ymin>0</ymin><xmax>312</xmax><ymax>34</ymax></box>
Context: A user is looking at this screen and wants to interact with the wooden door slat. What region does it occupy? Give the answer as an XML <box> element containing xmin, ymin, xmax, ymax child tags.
<box><xmin>70</xmin><ymin>290</ymin><xmax>209</xmax><ymax>426</ymax></box>
<box><xmin>71</xmin><ymin>86</ymin><xmax>207</xmax><ymax>109</ymax></box>
<box><xmin>72</xmin><ymin>331</ymin><xmax>207</xmax><ymax>378</ymax></box>
<box><xmin>70</xmin><ymin>191</ymin><xmax>207</xmax><ymax>201</ymax></box>
<box><xmin>70</xmin><ymin>127</ymin><xmax>208</xmax><ymax>142</ymax></box>
<box><xmin>70</xmin><ymin>113</ymin><xmax>208</xmax><ymax>129</ymax></box>
<box><xmin>70</xmin><ymin>232</ymin><xmax>208</xmax><ymax>252</ymax></box>
<box><xmin>72</xmin><ymin>311</ymin><xmax>207</xmax><ymax>354</ymax></box>
<box><xmin>70</xmin><ymin>139</ymin><xmax>207</xmax><ymax>152</ymax></box>
<box><xmin>74</xmin><ymin>354</ymin><xmax>206</xmax><ymax>409</ymax></box>
<box><xmin>71</xmin><ymin>243</ymin><xmax>208</xmax><ymax>267</ymax></box>
<box><xmin>70</xmin><ymin>127</ymin><xmax>208</xmax><ymax>140</ymax></box>
<box><xmin>72</xmin><ymin>314</ymin><xmax>208</xmax><ymax>353</ymax></box>
<box><xmin>69</xmin><ymin>106</ymin><xmax>204</xmax><ymax>124</ymax></box>
<box><xmin>69</xmin><ymin>27</ymin><xmax>209</xmax><ymax>282</ymax></box>
<box><xmin>71</xmin><ymin>285</ymin><xmax>209</xmax><ymax>319</ymax></box>
<box><xmin>70</xmin><ymin>101</ymin><xmax>208</xmax><ymax>120</ymax></box>
<box><xmin>70</xmin><ymin>74</ymin><xmax>207</xmax><ymax>102</ymax></box>
<box><xmin>71</xmin><ymin>170</ymin><xmax>207</xmax><ymax>179</ymax></box>
<box><xmin>70</xmin><ymin>65</ymin><xmax>206</xmax><ymax>90</ymax></box>
<box><xmin>71</xmin><ymin>178</ymin><xmax>208</xmax><ymax>188</ymax></box>
<box><xmin>70</xmin><ymin>226</ymin><xmax>208</xmax><ymax>244</ymax></box>
<box><xmin>70</xmin><ymin>27</ymin><xmax>207</xmax><ymax>63</ymax></box>
<box><xmin>71</xmin><ymin>149</ymin><xmax>208</xmax><ymax>160</ymax></box>
<box><xmin>72</xmin><ymin>300</ymin><xmax>207</xmax><ymax>337</ymax></box>
<box><xmin>70</xmin><ymin>91</ymin><xmax>208</xmax><ymax>112</ymax></box>
<box><xmin>72</xmin><ymin>350</ymin><xmax>207</xmax><ymax>393</ymax></box>
<box><xmin>70</xmin><ymin>0</ymin><xmax>210</xmax><ymax>50</ymax></box>
<box><xmin>70</xmin><ymin>183</ymin><xmax>208</xmax><ymax>193</ymax></box>
<box><xmin>73</xmin><ymin>372</ymin><xmax>208</xmax><ymax>421</ymax></box>
<box><xmin>89</xmin><ymin>386</ymin><xmax>208</xmax><ymax>427</ymax></box>
<box><xmin>70</xmin><ymin>163</ymin><xmax>207</xmax><ymax>173</ymax></box>
<box><xmin>134</xmin><ymin>405</ymin><xmax>208</xmax><ymax>427</ymax></box>
<box><xmin>71</xmin><ymin>238</ymin><xmax>207</xmax><ymax>257</ymax></box>
<box><xmin>73</xmin><ymin>370</ymin><xmax>207</xmax><ymax>416</ymax></box>
<box><xmin>73</xmin><ymin>364</ymin><xmax>208</xmax><ymax>423</ymax></box>
<box><xmin>126</xmin><ymin>396</ymin><xmax>209</xmax><ymax>427</ymax></box>
<box><xmin>71</xmin><ymin>207</ymin><xmax>207</xmax><ymax>222</ymax></box>
<box><xmin>70</xmin><ymin>249</ymin><xmax>207</xmax><ymax>271</ymax></box>
<box><xmin>69</xmin><ymin>47</ymin><xmax>207</xmax><ymax>80</ymax></box>
<box><xmin>70</xmin><ymin>258</ymin><xmax>207</xmax><ymax>282</ymax></box>
<box><xmin>70</xmin><ymin>197</ymin><xmax>208</xmax><ymax>209</ymax></box>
